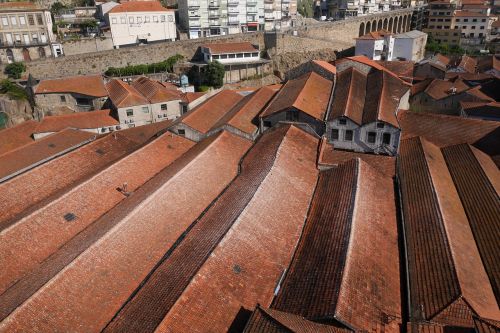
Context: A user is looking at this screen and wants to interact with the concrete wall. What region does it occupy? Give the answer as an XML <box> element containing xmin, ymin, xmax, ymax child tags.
<box><xmin>169</xmin><ymin>122</ymin><xmax>204</xmax><ymax>141</ymax></box>
<box><xmin>150</xmin><ymin>100</ymin><xmax>182</xmax><ymax>121</ymax></box>
<box><xmin>62</xmin><ymin>38</ymin><xmax>114</xmax><ymax>56</ymax></box>
<box><xmin>260</xmin><ymin>108</ymin><xmax>325</xmax><ymax>136</ymax></box>
<box><xmin>35</xmin><ymin>93</ymin><xmax>106</xmax><ymax>115</ymax></box>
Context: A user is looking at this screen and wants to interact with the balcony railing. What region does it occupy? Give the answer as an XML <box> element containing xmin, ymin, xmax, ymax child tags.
<box><xmin>208</xmin><ymin>1</ymin><xmax>220</xmax><ymax>8</ymax></box>
<box><xmin>0</xmin><ymin>40</ymin><xmax>49</xmax><ymax>48</ymax></box>
<box><xmin>228</xmin><ymin>0</ymin><xmax>239</xmax><ymax>4</ymax></box>
<box><xmin>247</xmin><ymin>0</ymin><xmax>258</xmax><ymax>5</ymax></box>
<box><xmin>247</xmin><ymin>7</ymin><xmax>258</xmax><ymax>13</ymax></box>
<box><xmin>209</xmin><ymin>12</ymin><xmax>220</xmax><ymax>18</ymax></box>
<box><xmin>209</xmin><ymin>20</ymin><xmax>221</xmax><ymax>26</ymax></box>
<box><xmin>188</xmin><ymin>1</ymin><xmax>200</xmax><ymax>7</ymax></box>
<box><xmin>228</xmin><ymin>19</ymin><xmax>240</xmax><ymax>25</ymax></box>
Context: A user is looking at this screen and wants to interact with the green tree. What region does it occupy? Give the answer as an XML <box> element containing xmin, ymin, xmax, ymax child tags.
<box><xmin>4</xmin><ymin>62</ymin><xmax>26</xmax><ymax>79</ymax></box>
<box><xmin>50</xmin><ymin>2</ymin><xmax>66</xmax><ymax>16</ymax></box>
<box><xmin>0</xmin><ymin>79</ymin><xmax>28</xmax><ymax>100</ymax></box>
<box><xmin>205</xmin><ymin>61</ymin><xmax>225</xmax><ymax>88</ymax></box>
<box><xmin>297</xmin><ymin>0</ymin><xmax>314</xmax><ymax>18</ymax></box>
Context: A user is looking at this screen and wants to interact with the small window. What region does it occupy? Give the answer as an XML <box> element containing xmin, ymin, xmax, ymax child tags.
<box><xmin>161</xmin><ymin>104</ymin><xmax>167</xmax><ymax>110</ymax></box>
<box><xmin>228</xmin><ymin>54</ymin><xmax>236</xmax><ymax>58</ymax></box>
<box><xmin>178</xmin><ymin>129</ymin><xmax>186</xmax><ymax>135</ymax></box>
<box><xmin>36</xmin><ymin>14</ymin><xmax>43</xmax><ymax>25</ymax></box>
<box><xmin>137</xmin><ymin>16</ymin><xmax>142</xmax><ymax>23</ymax></box>
<box><xmin>28</xmin><ymin>14</ymin><xmax>34</xmax><ymax>25</ymax></box>
<box><xmin>19</xmin><ymin>16</ymin><xmax>26</xmax><ymax>25</ymax></box>
<box><xmin>142</xmin><ymin>106</ymin><xmax>149</xmax><ymax>113</ymax></box>
<box><xmin>367</xmin><ymin>132</ymin><xmax>377</xmax><ymax>143</ymax></box>
<box><xmin>112</xmin><ymin>18</ymin><xmax>117</xmax><ymax>24</ymax></box>
<box><xmin>126</xmin><ymin>109</ymin><xmax>134</xmax><ymax>117</ymax></box>
<box><xmin>10</xmin><ymin>16</ymin><xmax>17</xmax><ymax>25</ymax></box>
<box><xmin>252</xmin><ymin>52</ymin><xmax>258</xmax><ymax>57</ymax></box>
<box><xmin>63</xmin><ymin>213</ymin><xmax>76</xmax><ymax>222</ymax></box>
<box><xmin>153</xmin><ymin>16</ymin><xmax>158</xmax><ymax>22</ymax></box>
<box><xmin>121</xmin><ymin>16</ymin><xmax>126</xmax><ymax>24</ymax></box>
<box><xmin>480</xmin><ymin>26</ymin><xmax>484</xmax><ymax>29</ymax></box>
<box><xmin>220</xmin><ymin>54</ymin><xmax>228</xmax><ymax>59</ymax></box>
<box><xmin>338</xmin><ymin>118</ymin><xmax>346</xmax><ymax>125</ymax></box>
<box><xmin>160</xmin><ymin>15</ymin><xmax>166</xmax><ymax>22</ymax></box>
<box><xmin>331</xmin><ymin>129</ymin><xmax>339</xmax><ymax>140</ymax></box>
<box><xmin>376</xmin><ymin>122</ymin><xmax>384</xmax><ymax>129</ymax></box>
<box><xmin>60</xmin><ymin>95</ymin><xmax>66</xmax><ymax>102</ymax></box>
<box><xmin>345</xmin><ymin>130</ymin><xmax>353</xmax><ymax>141</ymax></box>
<box><xmin>213</xmin><ymin>54</ymin><xmax>220</xmax><ymax>59</ymax></box>
<box><xmin>129</xmin><ymin>17</ymin><xmax>134</xmax><ymax>23</ymax></box>
<box><xmin>263</xmin><ymin>120</ymin><xmax>272</xmax><ymax>127</ymax></box>
<box><xmin>382</xmin><ymin>133</ymin><xmax>391</xmax><ymax>144</ymax></box>
<box><xmin>244</xmin><ymin>53</ymin><xmax>251</xmax><ymax>57</ymax></box>
<box><xmin>145</xmin><ymin>16</ymin><xmax>150</xmax><ymax>23</ymax></box>
<box><xmin>236</xmin><ymin>53</ymin><xmax>243</xmax><ymax>58</ymax></box>
<box><xmin>168</xmin><ymin>15</ymin><xmax>173</xmax><ymax>22</ymax></box>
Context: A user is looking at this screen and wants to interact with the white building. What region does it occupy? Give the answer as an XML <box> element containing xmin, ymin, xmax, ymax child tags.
<box><xmin>453</xmin><ymin>10</ymin><xmax>491</xmax><ymax>46</ymax></box>
<box><xmin>105</xmin><ymin>1</ymin><xmax>176</xmax><ymax>48</ymax></box>
<box><xmin>392</xmin><ymin>29</ymin><xmax>427</xmax><ymax>61</ymax></box>
<box><xmin>201</xmin><ymin>42</ymin><xmax>260</xmax><ymax>64</ymax></box>
<box><xmin>355</xmin><ymin>29</ymin><xmax>394</xmax><ymax>60</ymax></box>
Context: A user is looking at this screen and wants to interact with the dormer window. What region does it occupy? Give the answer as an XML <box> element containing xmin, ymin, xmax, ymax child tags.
<box><xmin>377</xmin><ymin>122</ymin><xmax>385</xmax><ymax>129</ymax></box>
<box><xmin>338</xmin><ymin>118</ymin><xmax>347</xmax><ymax>125</ymax></box>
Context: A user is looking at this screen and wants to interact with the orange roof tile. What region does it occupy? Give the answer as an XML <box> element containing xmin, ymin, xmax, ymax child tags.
<box><xmin>106</xmin><ymin>79</ymin><xmax>149</xmax><ymax>108</ymax></box>
<box><xmin>131</xmin><ymin>77</ymin><xmax>183</xmax><ymax>104</ymax></box>
<box><xmin>108</xmin><ymin>1</ymin><xmax>171</xmax><ymax>13</ymax></box>
<box><xmin>465</xmin><ymin>85</ymin><xmax>495</xmax><ymax>102</ymax></box>
<box><xmin>0</xmin><ymin>2</ymin><xmax>39</xmax><ymax>10</ymax></box>
<box><xmin>454</xmin><ymin>10</ymin><xmax>489</xmax><ymax>16</ymax></box>
<box><xmin>312</xmin><ymin>60</ymin><xmax>337</xmax><ymax>74</ymax></box>
<box><xmin>0</xmin><ymin>121</ymin><xmax>38</xmax><ymax>156</ymax></box>
<box><xmin>35</xmin><ymin>75</ymin><xmax>108</xmax><ymax>97</ymax></box>
<box><xmin>356</xmin><ymin>29</ymin><xmax>393</xmax><ymax>40</ymax></box>
<box><xmin>376</xmin><ymin>60</ymin><xmax>414</xmax><ymax>82</ymax></box>
<box><xmin>458</xmin><ymin>55</ymin><xmax>478</xmax><ymax>73</ymax></box>
<box><xmin>423</xmin><ymin>78</ymin><xmax>470</xmax><ymax>100</ymax></box>
<box><xmin>34</xmin><ymin>110</ymin><xmax>119</xmax><ymax>134</ymax></box>
<box><xmin>261</xmin><ymin>72</ymin><xmax>333</xmax><ymax>121</ymax></box>
<box><xmin>180</xmin><ymin>90</ymin><xmax>244</xmax><ymax>134</ymax></box>
<box><xmin>201</xmin><ymin>42</ymin><xmax>258</xmax><ymax>54</ymax></box>
<box><xmin>344</xmin><ymin>56</ymin><xmax>412</xmax><ymax>83</ymax></box>
<box><xmin>183</xmin><ymin>91</ymin><xmax>206</xmax><ymax>103</ymax></box>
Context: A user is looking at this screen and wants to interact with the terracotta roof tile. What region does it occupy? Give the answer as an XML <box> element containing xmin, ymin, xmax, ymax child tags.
<box><xmin>356</xmin><ymin>29</ymin><xmax>393</xmax><ymax>40</ymax></box>
<box><xmin>201</xmin><ymin>42</ymin><xmax>258</xmax><ymax>54</ymax></box>
<box><xmin>328</xmin><ymin>66</ymin><xmax>408</xmax><ymax>128</ymax></box>
<box><xmin>0</xmin><ymin>129</ymin><xmax>96</xmax><ymax>182</ymax></box>
<box><xmin>317</xmin><ymin>138</ymin><xmax>396</xmax><ymax>177</ymax></box>
<box><xmin>457</xmin><ymin>55</ymin><xmax>478</xmax><ymax>73</ymax></box>
<box><xmin>465</xmin><ymin>85</ymin><xmax>495</xmax><ymax>102</ymax></box>
<box><xmin>343</xmin><ymin>56</ymin><xmax>412</xmax><ymax>82</ymax></box>
<box><xmin>312</xmin><ymin>60</ymin><xmax>337</xmax><ymax>74</ymax></box>
<box><xmin>105</xmin><ymin>125</ymin><xmax>319</xmax><ymax>333</ymax></box>
<box><xmin>423</xmin><ymin>78</ymin><xmax>470</xmax><ymax>100</ymax></box>
<box><xmin>109</xmin><ymin>1</ymin><xmax>171</xmax><ymax>13</ymax></box>
<box><xmin>0</xmin><ymin>131</ymin><xmax>250</xmax><ymax>332</ymax></box>
<box><xmin>411</xmin><ymin>78</ymin><xmax>433</xmax><ymax>95</ymax></box>
<box><xmin>0</xmin><ymin>2</ymin><xmax>39</xmax><ymax>10</ymax></box>
<box><xmin>209</xmin><ymin>86</ymin><xmax>277</xmax><ymax>136</ymax></box>
<box><xmin>180</xmin><ymin>89</ymin><xmax>244</xmax><ymax>134</ymax></box>
<box><xmin>35</xmin><ymin>75</ymin><xmax>108</xmax><ymax>97</ymax></box>
<box><xmin>454</xmin><ymin>10</ymin><xmax>489</xmax><ymax>16</ymax></box>
<box><xmin>0</xmin><ymin>121</ymin><xmax>38</xmax><ymax>156</ymax></box>
<box><xmin>34</xmin><ymin>110</ymin><xmax>119</xmax><ymax>134</ymax></box>
<box><xmin>131</xmin><ymin>77</ymin><xmax>183</xmax><ymax>104</ymax></box>
<box><xmin>445</xmin><ymin>72</ymin><xmax>494</xmax><ymax>81</ymax></box>
<box><xmin>273</xmin><ymin>158</ymin><xmax>400</xmax><ymax>331</ymax></box>
<box><xmin>460</xmin><ymin>101</ymin><xmax>500</xmax><ymax>119</ymax></box>
<box><xmin>376</xmin><ymin>60</ymin><xmax>415</xmax><ymax>83</ymax></box>
<box><xmin>106</xmin><ymin>79</ymin><xmax>149</xmax><ymax>108</ymax></box>
<box><xmin>261</xmin><ymin>72</ymin><xmax>333</xmax><ymax>121</ymax></box>
<box><xmin>474</xmin><ymin>317</ymin><xmax>500</xmax><ymax>333</ymax></box>
<box><xmin>398</xmin><ymin>137</ymin><xmax>500</xmax><ymax>326</ymax></box>
<box><xmin>183</xmin><ymin>91</ymin><xmax>206</xmax><ymax>103</ymax></box>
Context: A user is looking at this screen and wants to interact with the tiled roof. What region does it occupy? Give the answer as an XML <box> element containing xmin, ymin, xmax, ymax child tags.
<box><xmin>34</xmin><ymin>109</ymin><xmax>119</xmax><ymax>134</ymax></box>
<box><xmin>0</xmin><ymin>129</ymin><xmax>96</xmax><ymax>183</ymax></box>
<box><xmin>108</xmin><ymin>1</ymin><xmax>171</xmax><ymax>13</ymax></box>
<box><xmin>376</xmin><ymin>60</ymin><xmax>415</xmax><ymax>83</ymax></box>
<box><xmin>0</xmin><ymin>2</ymin><xmax>39</xmax><ymax>10</ymax></box>
<box><xmin>105</xmin><ymin>125</ymin><xmax>319</xmax><ymax>333</ymax></box>
<box><xmin>356</xmin><ymin>29</ymin><xmax>393</xmax><ymax>40</ymax></box>
<box><xmin>398</xmin><ymin>136</ymin><xmax>500</xmax><ymax>326</ymax></box>
<box><xmin>454</xmin><ymin>10</ymin><xmax>489</xmax><ymax>16</ymax></box>
<box><xmin>328</xmin><ymin>66</ymin><xmax>409</xmax><ymax>128</ymax></box>
<box><xmin>423</xmin><ymin>78</ymin><xmax>470</xmax><ymax>100</ymax></box>
<box><xmin>474</xmin><ymin>317</ymin><xmax>500</xmax><ymax>333</ymax></box>
<box><xmin>131</xmin><ymin>77</ymin><xmax>183</xmax><ymax>104</ymax></box>
<box><xmin>317</xmin><ymin>138</ymin><xmax>396</xmax><ymax>177</ymax></box>
<box><xmin>0</xmin><ymin>120</ymin><xmax>38</xmax><ymax>156</ymax></box>
<box><xmin>35</xmin><ymin>75</ymin><xmax>108</xmax><ymax>97</ymax></box>
<box><xmin>460</xmin><ymin>101</ymin><xmax>500</xmax><ymax>118</ymax></box>
<box><xmin>411</xmin><ymin>78</ymin><xmax>433</xmax><ymax>95</ymax></box>
<box><xmin>105</xmin><ymin>79</ymin><xmax>149</xmax><ymax>108</ymax></box>
<box><xmin>457</xmin><ymin>55</ymin><xmax>477</xmax><ymax>73</ymax></box>
<box><xmin>312</xmin><ymin>60</ymin><xmax>337</xmax><ymax>74</ymax></box>
<box><xmin>272</xmin><ymin>158</ymin><xmax>400</xmax><ymax>331</ymax></box>
<box><xmin>445</xmin><ymin>72</ymin><xmax>494</xmax><ymax>81</ymax></box>
<box><xmin>201</xmin><ymin>42</ymin><xmax>258</xmax><ymax>54</ymax></box>
<box><xmin>0</xmin><ymin>131</ymin><xmax>251</xmax><ymax>332</ymax></box>
<box><xmin>465</xmin><ymin>85</ymin><xmax>495</xmax><ymax>102</ymax></box>
<box><xmin>342</xmin><ymin>56</ymin><xmax>411</xmax><ymax>82</ymax></box>
<box><xmin>260</xmin><ymin>72</ymin><xmax>333</xmax><ymax>121</ymax></box>
<box><xmin>180</xmin><ymin>90</ymin><xmax>244</xmax><ymax>134</ymax></box>
<box><xmin>209</xmin><ymin>86</ymin><xmax>277</xmax><ymax>136</ymax></box>
<box><xmin>244</xmin><ymin>306</ymin><xmax>350</xmax><ymax>333</ymax></box>
<box><xmin>183</xmin><ymin>91</ymin><xmax>206</xmax><ymax>103</ymax></box>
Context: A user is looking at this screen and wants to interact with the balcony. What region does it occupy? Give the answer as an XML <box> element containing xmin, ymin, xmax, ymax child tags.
<box><xmin>228</xmin><ymin>0</ymin><xmax>239</xmax><ymax>5</ymax></box>
<box><xmin>209</xmin><ymin>20</ymin><xmax>221</xmax><ymax>26</ymax></box>
<box><xmin>0</xmin><ymin>40</ymin><xmax>49</xmax><ymax>48</ymax></box>
<box><xmin>188</xmin><ymin>1</ymin><xmax>200</xmax><ymax>7</ymax></box>
<box><xmin>208</xmin><ymin>1</ymin><xmax>220</xmax><ymax>8</ymax></box>
<box><xmin>228</xmin><ymin>19</ymin><xmax>240</xmax><ymax>25</ymax></box>
<box><xmin>209</xmin><ymin>11</ymin><xmax>220</xmax><ymax>18</ymax></box>
<box><xmin>247</xmin><ymin>7</ymin><xmax>258</xmax><ymax>13</ymax></box>
<box><xmin>189</xmin><ymin>19</ymin><xmax>201</xmax><ymax>26</ymax></box>
<box><xmin>247</xmin><ymin>0</ymin><xmax>258</xmax><ymax>5</ymax></box>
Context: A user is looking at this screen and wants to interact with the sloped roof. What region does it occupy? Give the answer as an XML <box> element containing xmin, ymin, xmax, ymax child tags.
<box><xmin>356</xmin><ymin>29</ymin><xmax>393</xmax><ymax>40</ymax></box>
<box><xmin>210</xmin><ymin>86</ymin><xmax>277</xmax><ymax>135</ymax></box>
<box><xmin>106</xmin><ymin>125</ymin><xmax>319</xmax><ymax>333</ymax></box>
<box><xmin>342</xmin><ymin>56</ymin><xmax>411</xmax><ymax>82</ymax></box>
<box><xmin>376</xmin><ymin>60</ymin><xmax>415</xmax><ymax>83</ymax></box>
<box><xmin>454</xmin><ymin>10</ymin><xmax>489</xmax><ymax>16</ymax></box>
<box><xmin>460</xmin><ymin>101</ymin><xmax>500</xmax><ymax>118</ymax></box>
<box><xmin>108</xmin><ymin>1</ymin><xmax>171</xmax><ymax>13</ymax></box>
<box><xmin>35</xmin><ymin>75</ymin><xmax>108</xmax><ymax>97</ymax></box>
<box><xmin>34</xmin><ymin>110</ymin><xmax>119</xmax><ymax>134</ymax></box>
<box><xmin>131</xmin><ymin>76</ymin><xmax>183</xmax><ymax>104</ymax></box>
<box><xmin>423</xmin><ymin>78</ymin><xmax>470</xmax><ymax>100</ymax></box>
<box><xmin>398</xmin><ymin>136</ymin><xmax>500</xmax><ymax>325</ymax></box>
<box><xmin>272</xmin><ymin>158</ymin><xmax>399</xmax><ymax>331</ymax></box>
<box><xmin>0</xmin><ymin>120</ymin><xmax>38</xmax><ymax>156</ymax></box>
<box><xmin>183</xmin><ymin>91</ymin><xmax>206</xmax><ymax>103</ymax></box>
<box><xmin>0</xmin><ymin>2</ymin><xmax>40</xmax><ymax>10</ymax></box>
<box><xmin>260</xmin><ymin>72</ymin><xmax>333</xmax><ymax>121</ymax></box>
<box><xmin>457</xmin><ymin>55</ymin><xmax>478</xmax><ymax>73</ymax></box>
<box><xmin>328</xmin><ymin>66</ymin><xmax>409</xmax><ymax>128</ymax></box>
<box><xmin>312</xmin><ymin>60</ymin><xmax>337</xmax><ymax>74</ymax></box>
<box><xmin>105</xmin><ymin>79</ymin><xmax>149</xmax><ymax>108</ymax></box>
<box><xmin>201</xmin><ymin>42</ymin><xmax>258</xmax><ymax>54</ymax></box>
<box><xmin>180</xmin><ymin>90</ymin><xmax>244</xmax><ymax>134</ymax></box>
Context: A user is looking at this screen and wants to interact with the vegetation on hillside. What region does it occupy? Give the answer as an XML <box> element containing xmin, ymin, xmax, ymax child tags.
<box><xmin>105</xmin><ymin>54</ymin><xmax>184</xmax><ymax>76</ymax></box>
<box><xmin>4</xmin><ymin>62</ymin><xmax>26</xmax><ymax>80</ymax></box>
<box><xmin>0</xmin><ymin>80</ymin><xmax>28</xmax><ymax>100</ymax></box>
<box><xmin>188</xmin><ymin>61</ymin><xmax>225</xmax><ymax>89</ymax></box>
<box><xmin>297</xmin><ymin>0</ymin><xmax>314</xmax><ymax>18</ymax></box>
<box><xmin>426</xmin><ymin>36</ymin><xmax>481</xmax><ymax>56</ymax></box>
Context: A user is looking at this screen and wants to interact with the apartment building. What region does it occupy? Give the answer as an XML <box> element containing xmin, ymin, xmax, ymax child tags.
<box><xmin>328</xmin><ymin>0</ymin><xmax>401</xmax><ymax>19</ymax></box>
<box><xmin>105</xmin><ymin>1</ymin><xmax>176</xmax><ymax>48</ymax></box>
<box><xmin>454</xmin><ymin>10</ymin><xmax>491</xmax><ymax>46</ymax></box>
<box><xmin>264</xmin><ymin>0</ymin><xmax>296</xmax><ymax>30</ymax></box>
<box><xmin>0</xmin><ymin>2</ymin><xmax>62</xmax><ymax>64</ymax></box>
<box><xmin>423</xmin><ymin>0</ymin><xmax>460</xmax><ymax>45</ymax></box>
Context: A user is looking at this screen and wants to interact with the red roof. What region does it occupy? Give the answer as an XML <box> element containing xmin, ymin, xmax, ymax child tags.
<box><xmin>312</xmin><ymin>60</ymin><xmax>337</xmax><ymax>74</ymax></box>
<box><xmin>35</xmin><ymin>75</ymin><xmax>108</xmax><ymax>97</ymax></box>
<box><xmin>131</xmin><ymin>77</ymin><xmax>183</xmax><ymax>104</ymax></box>
<box><xmin>201</xmin><ymin>42</ymin><xmax>258</xmax><ymax>54</ymax></box>
<box><xmin>356</xmin><ymin>29</ymin><xmax>393</xmax><ymax>40</ymax></box>
<box><xmin>108</xmin><ymin>1</ymin><xmax>171</xmax><ymax>13</ymax></box>
<box><xmin>424</xmin><ymin>78</ymin><xmax>470</xmax><ymax>100</ymax></box>
<box><xmin>0</xmin><ymin>121</ymin><xmax>38</xmax><ymax>157</ymax></box>
<box><xmin>34</xmin><ymin>110</ymin><xmax>119</xmax><ymax>134</ymax></box>
<box><xmin>106</xmin><ymin>79</ymin><xmax>149</xmax><ymax>108</ymax></box>
<box><xmin>454</xmin><ymin>10</ymin><xmax>489</xmax><ymax>17</ymax></box>
<box><xmin>183</xmin><ymin>91</ymin><xmax>206</xmax><ymax>103</ymax></box>
<box><xmin>0</xmin><ymin>2</ymin><xmax>39</xmax><ymax>10</ymax></box>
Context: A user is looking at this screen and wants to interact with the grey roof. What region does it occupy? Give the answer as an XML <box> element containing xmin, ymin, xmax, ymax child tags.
<box><xmin>395</xmin><ymin>30</ymin><xmax>427</xmax><ymax>39</ymax></box>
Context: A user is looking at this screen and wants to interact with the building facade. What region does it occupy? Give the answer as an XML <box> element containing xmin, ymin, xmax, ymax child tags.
<box><xmin>392</xmin><ymin>29</ymin><xmax>427</xmax><ymax>61</ymax></box>
<box><xmin>423</xmin><ymin>1</ymin><xmax>461</xmax><ymax>45</ymax></box>
<box><xmin>0</xmin><ymin>2</ymin><xmax>62</xmax><ymax>64</ymax></box>
<box><xmin>355</xmin><ymin>30</ymin><xmax>394</xmax><ymax>60</ymax></box>
<box><xmin>106</xmin><ymin>1</ymin><xmax>176</xmax><ymax>48</ymax></box>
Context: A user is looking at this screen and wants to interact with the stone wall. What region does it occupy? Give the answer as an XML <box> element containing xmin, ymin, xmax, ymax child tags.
<box><xmin>62</xmin><ymin>38</ymin><xmax>114</xmax><ymax>56</ymax></box>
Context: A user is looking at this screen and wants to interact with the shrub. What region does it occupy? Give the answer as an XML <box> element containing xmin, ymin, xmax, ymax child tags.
<box><xmin>196</xmin><ymin>85</ymin><xmax>210</xmax><ymax>92</ymax></box>
<box><xmin>0</xmin><ymin>79</ymin><xmax>28</xmax><ymax>100</ymax></box>
<box><xmin>105</xmin><ymin>54</ymin><xmax>184</xmax><ymax>77</ymax></box>
<box><xmin>205</xmin><ymin>61</ymin><xmax>225</xmax><ymax>89</ymax></box>
<box><xmin>4</xmin><ymin>62</ymin><xmax>26</xmax><ymax>79</ymax></box>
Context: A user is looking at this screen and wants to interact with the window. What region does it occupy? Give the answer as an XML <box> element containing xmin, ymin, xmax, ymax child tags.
<box><xmin>121</xmin><ymin>16</ymin><xmax>126</xmax><ymax>23</ymax></box>
<box><xmin>2</xmin><ymin>16</ymin><xmax>8</xmax><ymax>26</ymax></box>
<box><xmin>345</xmin><ymin>130</ymin><xmax>353</xmax><ymax>141</ymax></box>
<box><xmin>60</xmin><ymin>95</ymin><xmax>66</xmax><ymax>102</ymax></box>
<box><xmin>482</xmin><ymin>19</ymin><xmax>486</xmax><ymax>22</ymax></box>
<box><xmin>252</xmin><ymin>52</ymin><xmax>258</xmax><ymax>57</ymax></box>
<box><xmin>464</xmin><ymin>19</ymin><xmax>468</xmax><ymax>22</ymax></box>
<box><xmin>76</xmin><ymin>98</ymin><xmax>91</xmax><ymax>106</ymax></box>
<box><xmin>145</xmin><ymin>16</ymin><xmax>150</xmax><ymax>23</ymax></box>
<box><xmin>19</xmin><ymin>16</ymin><xmax>26</xmax><ymax>25</ymax></box>
<box><xmin>331</xmin><ymin>129</ymin><xmax>339</xmax><ymax>140</ymax></box>
<box><xmin>126</xmin><ymin>109</ymin><xmax>134</xmax><ymax>117</ymax></box>
<box><xmin>479</xmin><ymin>33</ymin><xmax>483</xmax><ymax>37</ymax></box>
<box><xmin>338</xmin><ymin>118</ymin><xmax>346</xmax><ymax>125</ymax></box>
<box><xmin>112</xmin><ymin>17</ymin><xmax>117</xmax><ymax>24</ymax></box>
<box><xmin>367</xmin><ymin>132</ymin><xmax>376</xmax><ymax>143</ymax></box>
<box><xmin>129</xmin><ymin>17</ymin><xmax>134</xmax><ymax>23</ymax></box>
<box><xmin>160</xmin><ymin>15</ymin><xmax>166</xmax><ymax>22</ymax></box>
<box><xmin>236</xmin><ymin>53</ymin><xmax>243</xmax><ymax>58</ymax></box>
<box><xmin>168</xmin><ymin>15</ymin><xmax>173</xmax><ymax>22</ymax></box>
<box><xmin>36</xmin><ymin>14</ymin><xmax>43</xmax><ymax>25</ymax></box>
<box><xmin>463</xmin><ymin>26</ymin><xmax>466</xmax><ymax>29</ymax></box>
<box><xmin>480</xmin><ymin>26</ymin><xmax>484</xmax><ymax>29</ymax></box>
<box><xmin>285</xmin><ymin>110</ymin><xmax>298</xmax><ymax>121</ymax></box>
<box><xmin>161</xmin><ymin>104</ymin><xmax>167</xmax><ymax>110</ymax></box>
<box><xmin>32</xmin><ymin>33</ymin><xmax>38</xmax><ymax>42</ymax></box>
<box><xmin>456</xmin><ymin>19</ymin><xmax>460</xmax><ymax>22</ymax></box>
<box><xmin>28</xmin><ymin>14</ymin><xmax>34</xmax><ymax>25</ymax></box>
<box><xmin>473</xmin><ymin>19</ymin><xmax>477</xmax><ymax>22</ymax></box>
<box><xmin>213</xmin><ymin>54</ymin><xmax>220</xmax><ymax>59</ymax></box>
<box><xmin>220</xmin><ymin>54</ymin><xmax>228</xmax><ymax>59</ymax></box>
<box><xmin>263</xmin><ymin>120</ymin><xmax>272</xmax><ymax>127</ymax></box>
<box><xmin>178</xmin><ymin>129</ymin><xmax>186</xmax><ymax>135</ymax></box>
<box><xmin>137</xmin><ymin>16</ymin><xmax>142</xmax><ymax>23</ymax></box>
<box><xmin>228</xmin><ymin>54</ymin><xmax>236</xmax><ymax>58</ymax></box>
<box><xmin>471</xmin><ymin>26</ymin><xmax>475</xmax><ymax>29</ymax></box>
<box><xmin>244</xmin><ymin>52</ymin><xmax>251</xmax><ymax>57</ymax></box>
<box><xmin>153</xmin><ymin>16</ymin><xmax>158</xmax><ymax>22</ymax></box>
<box><xmin>142</xmin><ymin>106</ymin><xmax>149</xmax><ymax>113</ymax></box>
<box><xmin>382</xmin><ymin>133</ymin><xmax>391</xmax><ymax>144</ymax></box>
<box><xmin>10</xmin><ymin>16</ymin><xmax>17</xmax><ymax>25</ymax></box>
<box><xmin>376</xmin><ymin>122</ymin><xmax>384</xmax><ymax>129</ymax></box>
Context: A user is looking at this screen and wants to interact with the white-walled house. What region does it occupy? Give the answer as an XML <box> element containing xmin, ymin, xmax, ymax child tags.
<box><xmin>392</xmin><ymin>30</ymin><xmax>427</xmax><ymax>62</ymax></box>
<box><xmin>355</xmin><ymin>29</ymin><xmax>394</xmax><ymax>61</ymax></box>
<box><xmin>105</xmin><ymin>1</ymin><xmax>176</xmax><ymax>48</ymax></box>
<box><xmin>201</xmin><ymin>42</ymin><xmax>260</xmax><ymax>64</ymax></box>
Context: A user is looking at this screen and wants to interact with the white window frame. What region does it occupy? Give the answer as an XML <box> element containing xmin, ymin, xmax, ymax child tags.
<box><xmin>153</xmin><ymin>16</ymin><xmax>158</xmax><ymax>22</ymax></box>
<box><xmin>120</xmin><ymin>16</ymin><xmax>126</xmax><ymax>24</ymax></box>
<box><xmin>160</xmin><ymin>15</ymin><xmax>166</xmax><ymax>22</ymax></box>
<box><xmin>111</xmin><ymin>17</ymin><xmax>117</xmax><ymax>24</ymax></box>
<box><xmin>1</xmin><ymin>16</ymin><xmax>8</xmax><ymax>26</ymax></box>
<box><xmin>10</xmin><ymin>16</ymin><xmax>17</xmax><ymax>25</ymax></box>
<box><xmin>129</xmin><ymin>17</ymin><xmax>134</xmax><ymax>23</ymax></box>
<box><xmin>19</xmin><ymin>16</ymin><xmax>26</xmax><ymax>25</ymax></box>
<box><xmin>145</xmin><ymin>16</ymin><xmax>150</xmax><ymax>23</ymax></box>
